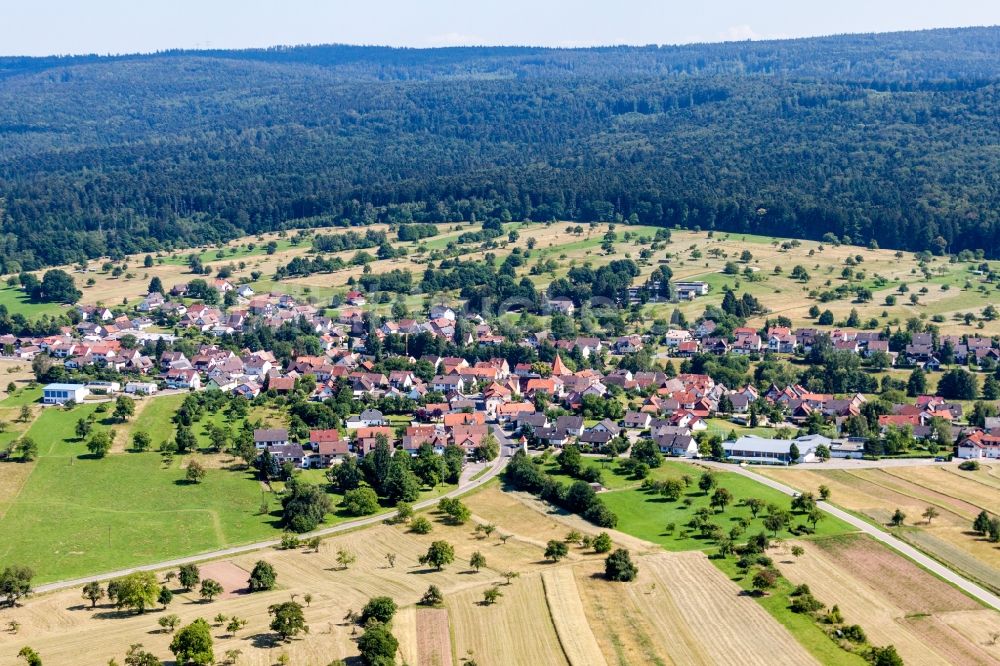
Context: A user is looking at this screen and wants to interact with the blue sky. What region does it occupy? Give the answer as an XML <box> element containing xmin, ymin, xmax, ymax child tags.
<box><xmin>4</xmin><ymin>0</ymin><xmax>1000</xmax><ymax>56</ymax></box>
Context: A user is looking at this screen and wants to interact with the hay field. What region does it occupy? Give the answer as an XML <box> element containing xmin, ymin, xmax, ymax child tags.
<box><xmin>779</xmin><ymin>534</ymin><xmax>1000</xmax><ymax>665</ymax></box>
<box><xmin>0</xmin><ymin>484</ymin><xmax>826</xmax><ymax>666</ymax></box>
<box><xmin>761</xmin><ymin>465</ymin><xmax>1000</xmax><ymax>595</ymax></box>
<box><xmin>542</xmin><ymin>568</ymin><xmax>608</xmax><ymax>666</ymax></box>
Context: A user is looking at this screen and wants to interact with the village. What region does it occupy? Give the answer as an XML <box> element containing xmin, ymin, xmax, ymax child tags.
<box><xmin>5</xmin><ymin>268</ymin><xmax>999</xmax><ymax>475</ymax></box>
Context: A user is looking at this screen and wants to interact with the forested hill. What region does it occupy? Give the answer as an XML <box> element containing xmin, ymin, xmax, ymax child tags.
<box><xmin>1</xmin><ymin>26</ymin><xmax>999</xmax><ymax>270</ymax></box>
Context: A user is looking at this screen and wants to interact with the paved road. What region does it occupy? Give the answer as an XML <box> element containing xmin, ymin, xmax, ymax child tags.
<box><xmin>699</xmin><ymin>460</ymin><xmax>1000</xmax><ymax>611</ymax></box>
<box><xmin>34</xmin><ymin>441</ymin><xmax>511</xmax><ymax>595</ymax></box>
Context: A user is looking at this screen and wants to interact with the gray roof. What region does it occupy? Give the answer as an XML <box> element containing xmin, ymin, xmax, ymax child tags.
<box><xmin>254</xmin><ymin>428</ymin><xmax>289</xmax><ymax>441</ymax></box>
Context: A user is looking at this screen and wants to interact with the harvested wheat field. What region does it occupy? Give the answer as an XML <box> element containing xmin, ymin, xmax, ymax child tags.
<box><xmin>575</xmin><ymin>551</ymin><xmax>817</xmax><ymax>666</ymax></box>
<box><xmin>447</xmin><ymin>572</ymin><xmax>568</xmax><ymax>666</ymax></box>
<box><xmin>542</xmin><ymin>567</ymin><xmax>608</xmax><ymax>666</ymax></box>
<box><xmin>761</xmin><ymin>466</ymin><xmax>1000</xmax><ymax>594</ymax></box>
<box><xmin>0</xmin><ymin>485</ymin><xmax>609</xmax><ymax>666</ymax></box>
<box><xmin>781</xmin><ymin>534</ymin><xmax>1000</xmax><ymax>664</ymax></box>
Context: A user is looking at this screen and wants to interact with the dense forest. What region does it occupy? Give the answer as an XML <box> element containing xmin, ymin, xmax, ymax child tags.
<box><xmin>1</xmin><ymin>26</ymin><xmax>999</xmax><ymax>271</ymax></box>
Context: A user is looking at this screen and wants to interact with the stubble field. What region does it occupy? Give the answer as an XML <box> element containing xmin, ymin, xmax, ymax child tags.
<box><xmin>760</xmin><ymin>463</ymin><xmax>1000</xmax><ymax>595</ymax></box>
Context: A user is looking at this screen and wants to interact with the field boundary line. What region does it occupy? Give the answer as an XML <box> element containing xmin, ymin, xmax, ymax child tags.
<box><xmin>877</xmin><ymin>468</ymin><xmax>989</xmax><ymax>517</ymax></box>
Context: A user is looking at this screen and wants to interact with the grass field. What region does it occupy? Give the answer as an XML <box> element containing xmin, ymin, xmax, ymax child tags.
<box><xmin>566</xmin><ymin>460</ymin><xmax>856</xmax><ymax>552</ymax></box>
<box><xmin>0</xmin><ymin>402</ymin><xmax>280</xmax><ymax>582</ymax></box>
<box><xmin>0</xmin><ymin>484</ymin><xmax>827</xmax><ymax>666</ymax></box>
<box><xmin>759</xmin><ymin>463</ymin><xmax>1000</xmax><ymax>595</ymax></box>
<box><xmin>0</xmin><ymin>396</ymin><xmax>460</xmax><ymax>583</ymax></box>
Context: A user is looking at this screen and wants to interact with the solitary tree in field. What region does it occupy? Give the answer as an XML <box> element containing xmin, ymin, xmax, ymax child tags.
<box><xmin>501</xmin><ymin>571</ymin><xmax>520</xmax><ymax>585</ymax></box>
<box><xmin>545</xmin><ymin>540</ymin><xmax>569</xmax><ymax>562</ymax></box>
<box><xmin>806</xmin><ymin>508</ymin><xmax>824</xmax><ymax>530</ymax></box>
<box><xmin>419</xmin><ymin>541</ymin><xmax>455</xmax><ymax>571</ymax></box>
<box><xmin>973</xmin><ymin>510</ymin><xmax>992</xmax><ymax>535</ymax></box>
<box><xmin>247</xmin><ymin>560</ymin><xmax>277</xmax><ymax>592</ymax></box>
<box><xmin>482</xmin><ymin>586</ymin><xmax>502</xmax><ymax>606</ymax></box>
<box><xmin>269</xmin><ymin>601</ymin><xmax>308</xmax><ymax>641</ymax></box>
<box><xmin>18</xmin><ymin>405</ymin><xmax>31</xmax><ymax>423</ymax></box>
<box><xmin>86</xmin><ymin>430</ymin><xmax>113</xmax><ymax>458</ymax></box>
<box><xmin>158</xmin><ymin>586</ymin><xmax>173</xmax><ymax>609</ymax></box>
<box><xmin>604</xmin><ymin>549</ymin><xmax>638</xmax><ymax>582</ymax></box>
<box><xmin>170</xmin><ymin>618</ymin><xmax>214</xmax><ymax>665</ymax></box>
<box><xmin>698</xmin><ymin>472</ymin><xmax>717</xmax><ymax>495</ymax></box>
<box><xmin>818</xmin><ymin>485</ymin><xmax>831</xmax><ymax>501</ymax></box>
<box><xmin>336</xmin><ymin>549</ymin><xmax>356</xmax><ymax>570</ymax></box>
<box><xmin>469</xmin><ymin>551</ymin><xmax>486</xmax><ymax>572</ymax></box>
<box><xmin>113</xmin><ymin>395</ymin><xmax>136</xmax><ymax>422</ymax></box>
<box><xmin>592</xmin><ymin>532</ymin><xmax>613</xmax><ymax>553</ymax></box>
<box><xmin>385</xmin><ymin>552</ymin><xmax>396</xmax><ymax>568</ymax></box>
<box><xmin>419</xmin><ymin>585</ymin><xmax>444</xmax><ymax>607</ymax></box>
<box><xmin>82</xmin><ymin>581</ymin><xmax>104</xmax><ymax>608</ymax></box>
<box><xmin>213</xmin><ymin>613</ymin><xmax>228</xmax><ymax>626</ymax></box>
<box><xmin>159</xmin><ymin>614</ymin><xmax>181</xmax><ymax>633</ymax></box>
<box><xmin>763</xmin><ymin>511</ymin><xmax>788</xmax><ymax>536</ymax></box>
<box><xmin>199</xmin><ymin>579</ymin><xmax>223</xmax><ymax>602</ymax></box>
<box><xmin>226</xmin><ymin>617</ymin><xmax>247</xmax><ymax>637</ymax></box>
<box><xmin>17</xmin><ymin>647</ymin><xmax>41</xmax><ymax>666</ymax></box>
<box><xmin>303</xmin><ymin>593</ymin><xmax>313</xmax><ymax>607</ymax></box>
<box><xmin>132</xmin><ymin>430</ymin><xmax>151</xmax><ymax>452</ymax></box>
<box><xmin>186</xmin><ymin>460</ymin><xmax>206</xmax><ymax>484</ymax></box>
<box><xmin>922</xmin><ymin>507</ymin><xmax>940</xmax><ymax>524</ymax></box>
<box><xmin>791</xmin><ymin>545</ymin><xmax>805</xmax><ymax>558</ymax></box>
<box><xmin>752</xmin><ymin>568</ymin><xmax>778</xmax><ymax>596</ymax></box>
<box><xmin>890</xmin><ymin>509</ymin><xmax>906</xmax><ymax>527</ymax></box>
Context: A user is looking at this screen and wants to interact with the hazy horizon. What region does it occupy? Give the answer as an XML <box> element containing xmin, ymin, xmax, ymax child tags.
<box><xmin>3</xmin><ymin>0</ymin><xmax>1000</xmax><ymax>57</ymax></box>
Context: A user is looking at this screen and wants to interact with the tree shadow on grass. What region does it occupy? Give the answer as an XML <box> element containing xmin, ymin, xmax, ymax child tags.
<box><xmin>248</xmin><ymin>632</ymin><xmax>282</xmax><ymax>649</ymax></box>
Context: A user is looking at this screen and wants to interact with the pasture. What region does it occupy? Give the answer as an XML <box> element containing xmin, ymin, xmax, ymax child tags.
<box><xmin>760</xmin><ymin>463</ymin><xmax>1000</xmax><ymax>595</ymax></box>
<box><xmin>560</xmin><ymin>459</ymin><xmax>856</xmax><ymax>551</ymax></box>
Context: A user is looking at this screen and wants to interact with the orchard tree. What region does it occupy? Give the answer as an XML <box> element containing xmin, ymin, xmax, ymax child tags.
<box><xmin>199</xmin><ymin>579</ymin><xmax>223</xmax><ymax>602</ymax></box>
<box><xmin>178</xmin><ymin>564</ymin><xmax>200</xmax><ymax>591</ymax></box>
<box><xmin>82</xmin><ymin>581</ymin><xmax>104</xmax><ymax>608</ymax></box>
<box><xmin>544</xmin><ymin>540</ymin><xmax>569</xmax><ymax>562</ymax></box>
<box><xmin>419</xmin><ymin>541</ymin><xmax>455</xmax><ymax>571</ymax></box>
<box><xmin>248</xmin><ymin>560</ymin><xmax>277</xmax><ymax>592</ymax></box>
<box><xmin>170</xmin><ymin>618</ymin><xmax>214</xmax><ymax>665</ymax></box>
<box><xmin>269</xmin><ymin>601</ymin><xmax>308</xmax><ymax>641</ymax></box>
<box><xmin>604</xmin><ymin>549</ymin><xmax>638</xmax><ymax>582</ymax></box>
<box><xmin>469</xmin><ymin>551</ymin><xmax>487</xmax><ymax>572</ymax></box>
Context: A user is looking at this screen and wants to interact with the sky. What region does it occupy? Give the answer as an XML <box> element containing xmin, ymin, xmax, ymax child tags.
<box><xmin>3</xmin><ymin>0</ymin><xmax>1000</xmax><ymax>56</ymax></box>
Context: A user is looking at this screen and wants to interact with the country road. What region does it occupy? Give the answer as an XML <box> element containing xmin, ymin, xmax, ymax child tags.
<box><xmin>701</xmin><ymin>460</ymin><xmax>1000</xmax><ymax>612</ymax></box>
<box><xmin>34</xmin><ymin>432</ymin><xmax>511</xmax><ymax>595</ymax></box>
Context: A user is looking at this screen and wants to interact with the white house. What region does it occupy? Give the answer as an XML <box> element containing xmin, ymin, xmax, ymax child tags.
<box><xmin>125</xmin><ymin>381</ymin><xmax>158</xmax><ymax>396</ymax></box>
<box><xmin>43</xmin><ymin>383</ymin><xmax>89</xmax><ymax>405</ymax></box>
<box><xmin>346</xmin><ymin>409</ymin><xmax>387</xmax><ymax>428</ymax></box>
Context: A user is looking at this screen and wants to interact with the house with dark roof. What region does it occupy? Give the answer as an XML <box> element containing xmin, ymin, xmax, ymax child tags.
<box><xmin>254</xmin><ymin>428</ymin><xmax>290</xmax><ymax>450</ymax></box>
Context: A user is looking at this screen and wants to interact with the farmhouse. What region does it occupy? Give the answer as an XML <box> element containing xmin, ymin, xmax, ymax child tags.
<box><xmin>42</xmin><ymin>383</ymin><xmax>89</xmax><ymax>405</ymax></box>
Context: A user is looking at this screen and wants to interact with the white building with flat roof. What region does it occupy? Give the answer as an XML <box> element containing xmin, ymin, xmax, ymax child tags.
<box><xmin>43</xmin><ymin>383</ymin><xmax>89</xmax><ymax>405</ymax></box>
<box><xmin>723</xmin><ymin>434</ymin><xmax>821</xmax><ymax>465</ymax></box>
